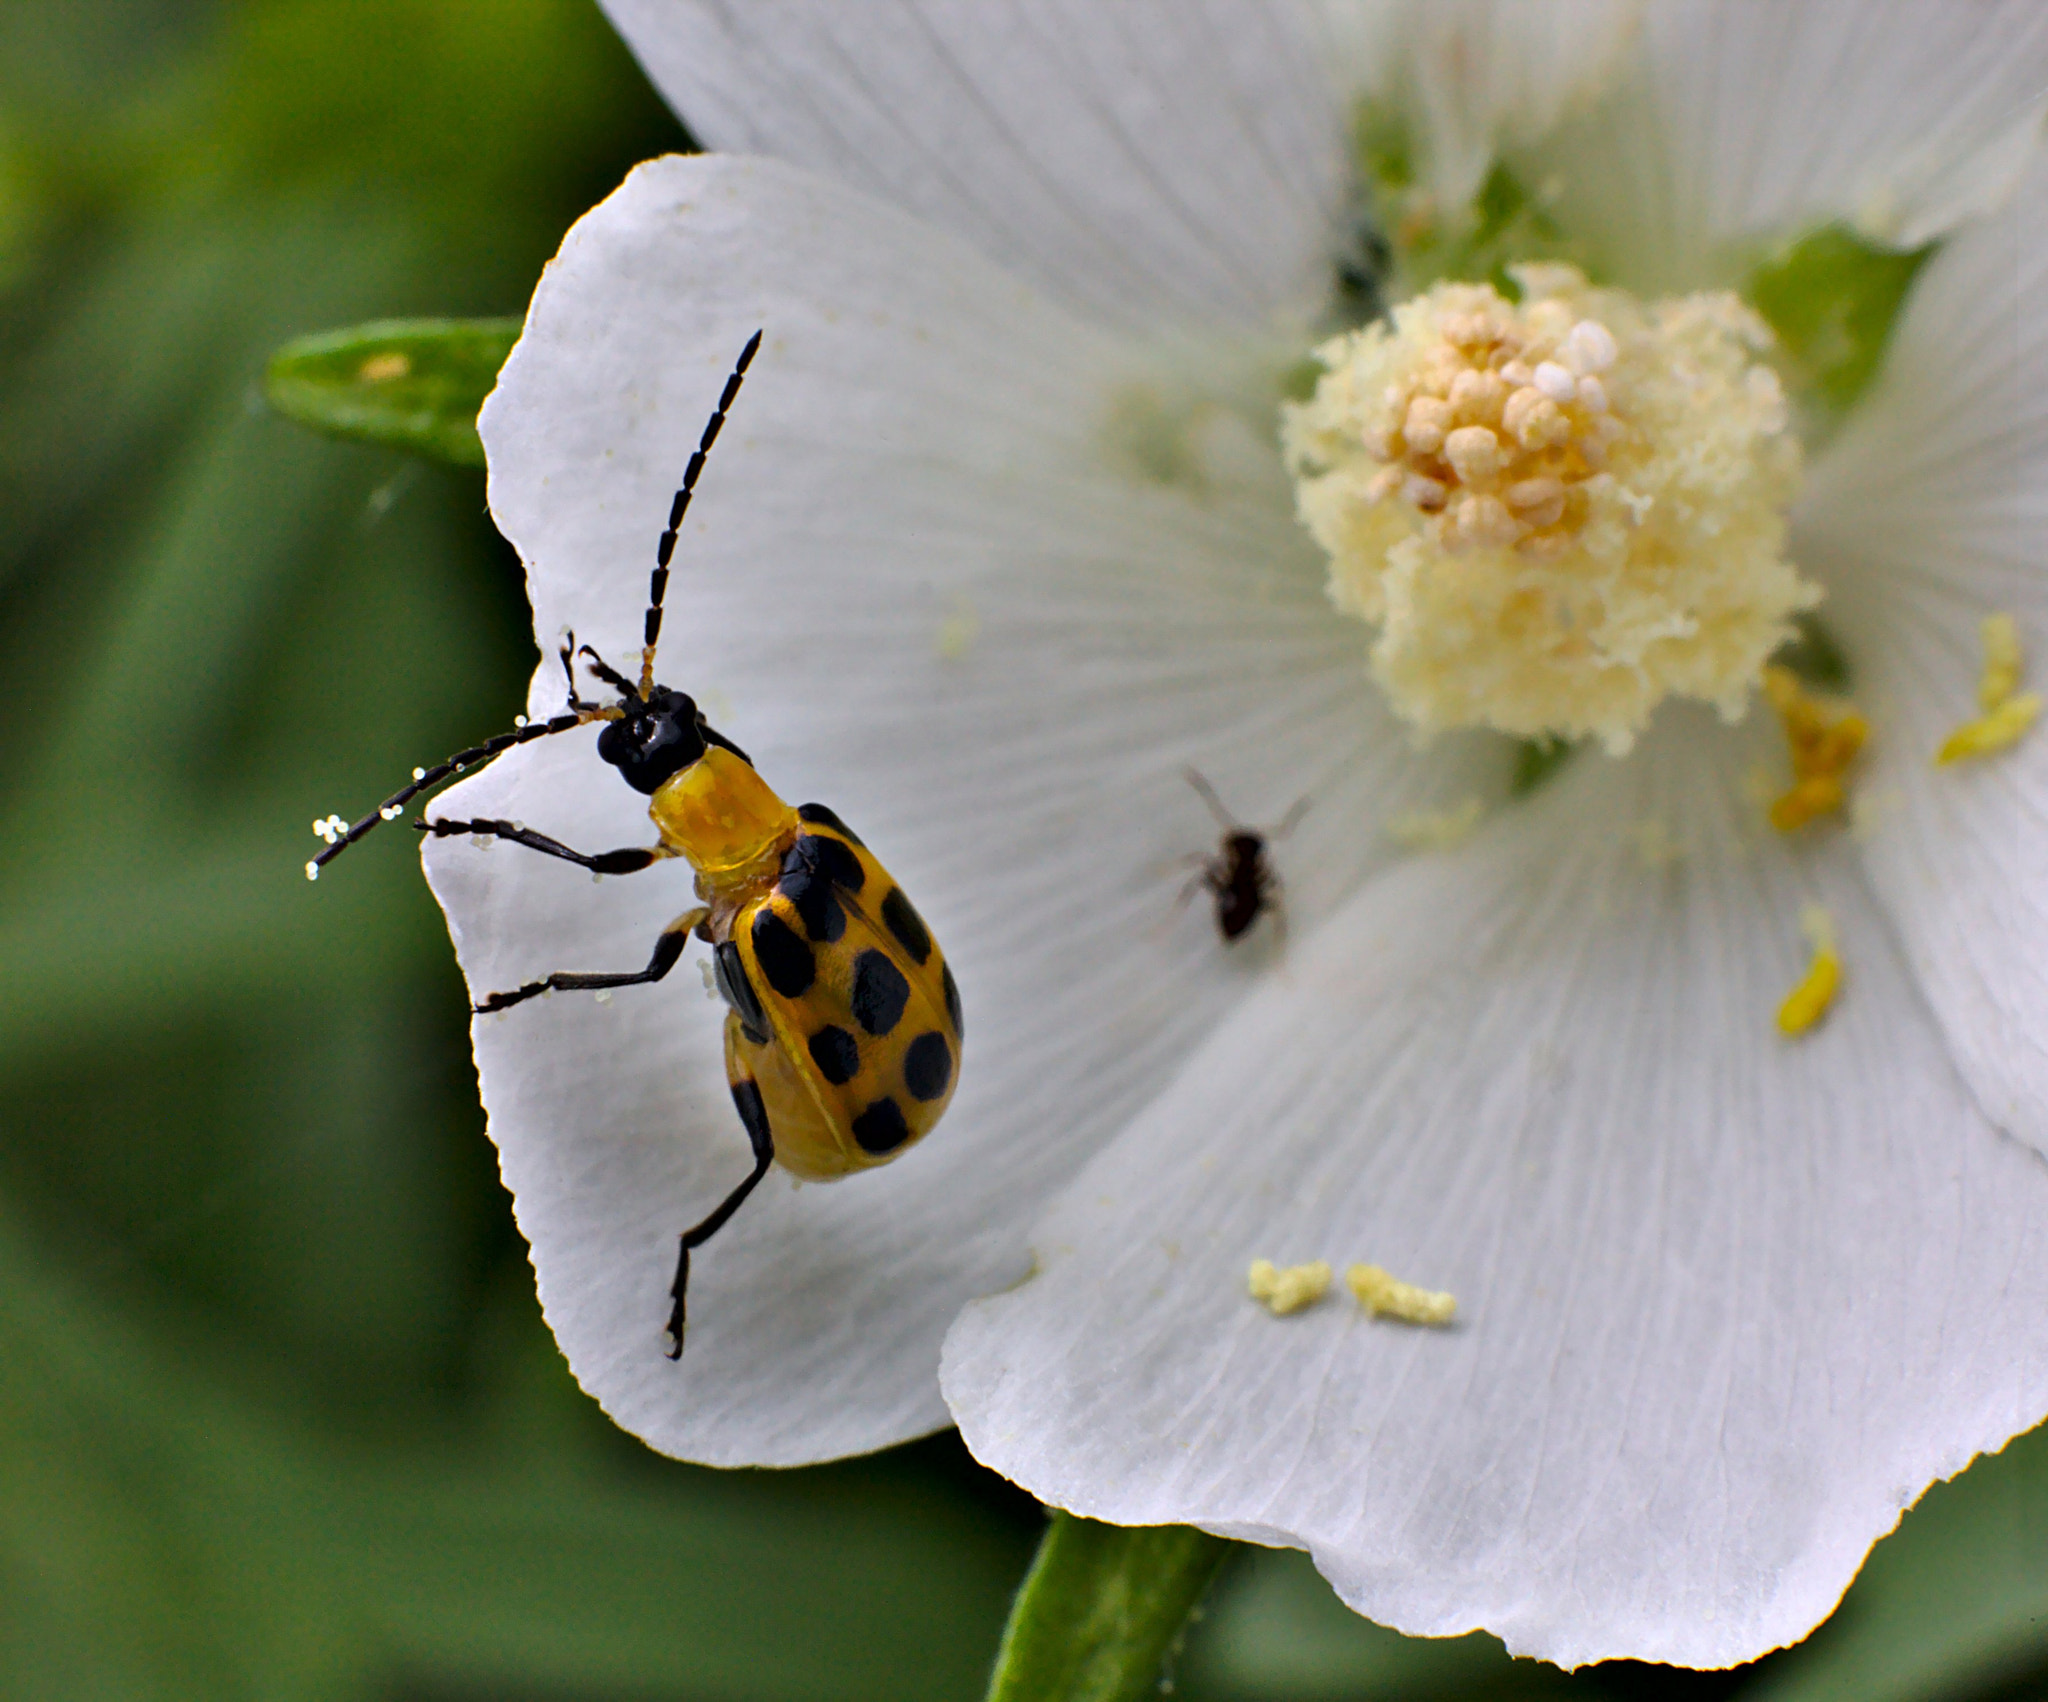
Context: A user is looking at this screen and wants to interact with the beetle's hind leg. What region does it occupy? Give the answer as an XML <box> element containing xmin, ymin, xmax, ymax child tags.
<box><xmin>419</xmin><ymin>815</ymin><xmax>672</xmax><ymax>876</ymax></box>
<box><xmin>668</xmin><ymin>1015</ymin><xmax>778</xmax><ymax>1359</ymax></box>
<box><xmin>473</xmin><ymin>906</ymin><xmax>708</xmax><ymax>1015</ymax></box>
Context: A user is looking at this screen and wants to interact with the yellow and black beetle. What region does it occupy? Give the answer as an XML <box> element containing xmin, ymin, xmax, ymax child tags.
<box><xmin>307</xmin><ymin>332</ymin><xmax>962</xmax><ymax>1357</ymax></box>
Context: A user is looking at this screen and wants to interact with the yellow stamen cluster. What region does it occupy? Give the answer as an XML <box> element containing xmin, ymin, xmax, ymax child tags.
<box><xmin>1777</xmin><ymin>905</ymin><xmax>1841</xmax><ymax>1037</ymax></box>
<box><xmin>1346</xmin><ymin>1264</ymin><xmax>1457</xmax><ymax>1326</ymax></box>
<box><xmin>1285</xmin><ymin>265</ymin><xmax>1810</xmax><ymax>753</ymax></box>
<box><xmin>1937</xmin><ymin>612</ymin><xmax>2041</xmax><ymax>764</ymax></box>
<box><xmin>1762</xmin><ymin>665</ymin><xmax>1868</xmax><ymax>831</ymax></box>
<box><xmin>1247</xmin><ymin>1259</ymin><xmax>1331</xmax><ymax>1315</ymax></box>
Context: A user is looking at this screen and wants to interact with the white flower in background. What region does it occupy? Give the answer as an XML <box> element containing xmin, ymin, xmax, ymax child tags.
<box><xmin>423</xmin><ymin>0</ymin><xmax>2048</xmax><ymax>1670</ymax></box>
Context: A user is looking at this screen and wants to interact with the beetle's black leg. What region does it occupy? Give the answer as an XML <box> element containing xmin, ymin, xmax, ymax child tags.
<box><xmin>419</xmin><ymin>815</ymin><xmax>669</xmax><ymax>875</ymax></box>
<box><xmin>577</xmin><ymin>643</ymin><xmax>638</xmax><ymax>699</ymax></box>
<box><xmin>668</xmin><ymin>1041</ymin><xmax>777</xmax><ymax>1360</ymax></box>
<box><xmin>473</xmin><ymin>906</ymin><xmax>707</xmax><ymax>1014</ymax></box>
<box><xmin>558</xmin><ymin>630</ymin><xmax>598</xmax><ymax>712</ymax></box>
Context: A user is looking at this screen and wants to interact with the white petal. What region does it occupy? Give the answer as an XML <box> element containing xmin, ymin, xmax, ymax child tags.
<box><xmin>440</xmin><ymin>154</ymin><xmax>1474</xmax><ymax>1464</ymax></box>
<box><xmin>1540</xmin><ymin>0</ymin><xmax>2048</xmax><ymax>291</ymax></box>
<box><xmin>1798</xmin><ymin>147</ymin><xmax>2048</xmax><ymax>1158</ymax></box>
<box><xmin>1325</xmin><ymin>0</ymin><xmax>1640</xmax><ymax>214</ymax></box>
<box><xmin>944</xmin><ymin>709</ymin><xmax>2048</xmax><ymax>1669</ymax></box>
<box><xmin>598</xmin><ymin>0</ymin><xmax>1347</xmax><ymax>331</ymax></box>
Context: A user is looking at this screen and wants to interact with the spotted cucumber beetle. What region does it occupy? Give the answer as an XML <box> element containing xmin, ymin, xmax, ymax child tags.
<box><xmin>308</xmin><ymin>332</ymin><xmax>963</xmax><ymax>1358</ymax></box>
<box><xmin>1179</xmin><ymin>768</ymin><xmax>1308</xmax><ymax>945</ymax></box>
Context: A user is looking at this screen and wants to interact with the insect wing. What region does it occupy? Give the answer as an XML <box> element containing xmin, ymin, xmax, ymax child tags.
<box><xmin>731</xmin><ymin>818</ymin><xmax>960</xmax><ymax>1180</ymax></box>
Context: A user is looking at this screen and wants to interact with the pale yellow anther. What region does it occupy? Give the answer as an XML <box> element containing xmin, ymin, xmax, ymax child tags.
<box><xmin>1763</xmin><ymin>666</ymin><xmax>1868</xmax><ymax>832</ymax></box>
<box><xmin>1443</xmin><ymin>424</ymin><xmax>1504</xmax><ymax>484</ymax></box>
<box><xmin>1502</xmin><ymin>387</ymin><xmax>1568</xmax><ymax>449</ymax></box>
<box><xmin>1937</xmin><ymin>612</ymin><xmax>2039</xmax><ymax>764</ymax></box>
<box><xmin>1346</xmin><ymin>1264</ymin><xmax>1457</xmax><ymax>1326</ymax></box>
<box><xmin>1285</xmin><ymin>267</ymin><xmax>1810</xmax><ymax>752</ymax></box>
<box><xmin>1404</xmin><ymin>394</ymin><xmax>1451</xmax><ymax>453</ymax></box>
<box><xmin>1777</xmin><ymin>905</ymin><xmax>1841</xmax><ymax>1037</ymax></box>
<box><xmin>1248</xmin><ymin>1258</ymin><xmax>1332</xmax><ymax>1316</ymax></box>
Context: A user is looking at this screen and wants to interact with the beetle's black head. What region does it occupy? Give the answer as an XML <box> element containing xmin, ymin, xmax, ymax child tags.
<box><xmin>596</xmin><ymin>686</ymin><xmax>706</xmax><ymax>794</ymax></box>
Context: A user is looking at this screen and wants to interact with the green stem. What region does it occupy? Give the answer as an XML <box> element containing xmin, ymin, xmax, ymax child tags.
<box><xmin>984</xmin><ymin>1514</ymin><xmax>1230</xmax><ymax>1702</ymax></box>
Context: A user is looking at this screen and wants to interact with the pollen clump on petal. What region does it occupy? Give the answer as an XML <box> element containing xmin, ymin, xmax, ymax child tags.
<box><xmin>1284</xmin><ymin>265</ymin><xmax>1811</xmax><ymax>754</ymax></box>
<box><xmin>1937</xmin><ymin>612</ymin><xmax>2041</xmax><ymax>764</ymax></box>
<box><xmin>1247</xmin><ymin>1258</ymin><xmax>1332</xmax><ymax>1316</ymax></box>
<box><xmin>1762</xmin><ymin>665</ymin><xmax>1869</xmax><ymax>831</ymax></box>
<box><xmin>1777</xmin><ymin>905</ymin><xmax>1842</xmax><ymax>1037</ymax></box>
<box><xmin>1385</xmin><ymin>795</ymin><xmax>1486</xmax><ymax>850</ymax></box>
<box><xmin>1346</xmin><ymin>1263</ymin><xmax>1457</xmax><ymax>1326</ymax></box>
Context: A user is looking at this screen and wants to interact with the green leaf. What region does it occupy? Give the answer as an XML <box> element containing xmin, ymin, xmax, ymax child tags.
<box><xmin>1773</xmin><ymin>612</ymin><xmax>1853</xmax><ymax>693</ymax></box>
<box><xmin>1511</xmin><ymin>735</ymin><xmax>1577</xmax><ymax>797</ymax></box>
<box><xmin>986</xmin><ymin>1514</ymin><xmax>1229</xmax><ymax>1702</ymax></box>
<box><xmin>1178</xmin><ymin>1548</ymin><xmax>1577</xmax><ymax>1701</ymax></box>
<box><xmin>1746</xmin><ymin>224</ymin><xmax>1935</xmax><ymax>413</ymax></box>
<box><xmin>1742</xmin><ymin>1423</ymin><xmax>2048</xmax><ymax>1702</ymax></box>
<box><xmin>264</xmin><ymin>317</ymin><xmax>519</xmax><ymax>466</ymax></box>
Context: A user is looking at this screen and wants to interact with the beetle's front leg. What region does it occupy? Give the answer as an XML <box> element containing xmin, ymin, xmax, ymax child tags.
<box><xmin>420</xmin><ymin>815</ymin><xmax>673</xmax><ymax>876</ymax></box>
<box><xmin>474</xmin><ymin>906</ymin><xmax>710</xmax><ymax>1014</ymax></box>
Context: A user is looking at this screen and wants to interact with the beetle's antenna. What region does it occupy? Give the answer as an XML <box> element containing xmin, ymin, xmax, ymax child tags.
<box><xmin>1272</xmin><ymin>795</ymin><xmax>1313</xmax><ymax>840</ymax></box>
<box><xmin>306</xmin><ymin>707</ymin><xmax>617</xmax><ymax>880</ymax></box>
<box><xmin>1184</xmin><ymin>766</ymin><xmax>1238</xmax><ymax>831</ymax></box>
<box><xmin>644</xmin><ymin>329</ymin><xmax>763</xmax><ymax>697</ymax></box>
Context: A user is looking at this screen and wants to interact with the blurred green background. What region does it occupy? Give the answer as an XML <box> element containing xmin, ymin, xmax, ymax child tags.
<box><xmin>4</xmin><ymin>3</ymin><xmax>2048</xmax><ymax>1698</ymax></box>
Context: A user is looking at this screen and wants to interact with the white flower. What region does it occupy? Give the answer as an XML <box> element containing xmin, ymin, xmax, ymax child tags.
<box><xmin>422</xmin><ymin>0</ymin><xmax>2048</xmax><ymax>1671</ymax></box>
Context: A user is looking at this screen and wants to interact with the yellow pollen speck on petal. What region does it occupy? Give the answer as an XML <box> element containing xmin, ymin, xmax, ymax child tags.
<box><xmin>935</xmin><ymin>601</ymin><xmax>979</xmax><ymax>660</ymax></box>
<box><xmin>1980</xmin><ymin>613</ymin><xmax>2023</xmax><ymax>711</ymax></box>
<box><xmin>1763</xmin><ymin>666</ymin><xmax>1868</xmax><ymax>831</ymax></box>
<box><xmin>1937</xmin><ymin>613</ymin><xmax>2040</xmax><ymax>764</ymax></box>
<box><xmin>1346</xmin><ymin>1264</ymin><xmax>1457</xmax><ymax>1326</ymax></box>
<box><xmin>1777</xmin><ymin>905</ymin><xmax>1841</xmax><ymax>1037</ymax></box>
<box><xmin>1938</xmin><ymin>694</ymin><xmax>2042</xmax><ymax>764</ymax></box>
<box><xmin>1385</xmin><ymin>796</ymin><xmax>1485</xmax><ymax>850</ymax></box>
<box><xmin>1247</xmin><ymin>1259</ymin><xmax>1332</xmax><ymax>1316</ymax></box>
<box><xmin>1284</xmin><ymin>265</ymin><xmax>1810</xmax><ymax>754</ymax></box>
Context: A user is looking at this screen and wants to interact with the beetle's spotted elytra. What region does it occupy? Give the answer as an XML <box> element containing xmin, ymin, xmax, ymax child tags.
<box><xmin>1179</xmin><ymin>768</ymin><xmax>1308</xmax><ymax>946</ymax></box>
<box><xmin>307</xmin><ymin>332</ymin><xmax>962</xmax><ymax>1358</ymax></box>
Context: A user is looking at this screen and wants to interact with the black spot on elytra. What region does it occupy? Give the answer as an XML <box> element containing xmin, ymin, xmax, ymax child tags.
<box><xmin>941</xmin><ymin>961</ymin><xmax>963</xmax><ymax>1038</ymax></box>
<box><xmin>852</xmin><ymin>1096</ymin><xmax>911</xmax><ymax>1154</ymax></box>
<box><xmin>810</xmin><ymin>833</ymin><xmax>866</xmax><ymax>892</ymax></box>
<box><xmin>903</xmin><ymin>1031</ymin><xmax>953</xmax><ymax>1102</ymax></box>
<box><xmin>730</xmin><ymin>1076</ymin><xmax>772</xmax><ymax>1151</ymax></box>
<box><xmin>752</xmin><ymin>908</ymin><xmax>815</xmax><ymax>998</ymax></box>
<box><xmin>713</xmin><ymin>941</ymin><xmax>770</xmax><ymax>1043</ymax></box>
<box><xmin>880</xmin><ymin>886</ymin><xmax>932</xmax><ymax>964</ymax></box>
<box><xmin>776</xmin><ymin>855</ymin><xmax>846</xmax><ymax>944</ymax></box>
<box><xmin>808</xmin><ymin>1024</ymin><xmax>860</xmax><ymax>1086</ymax></box>
<box><xmin>851</xmin><ymin>949</ymin><xmax>910</xmax><ymax>1036</ymax></box>
<box><xmin>797</xmin><ymin>803</ymin><xmax>866</xmax><ymax>847</ymax></box>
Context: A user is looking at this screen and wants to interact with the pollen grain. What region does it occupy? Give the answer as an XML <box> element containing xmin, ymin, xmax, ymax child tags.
<box><xmin>1763</xmin><ymin>665</ymin><xmax>1869</xmax><ymax>831</ymax></box>
<box><xmin>1937</xmin><ymin>612</ymin><xmax>2041</xmax><ymax>764</ymax></box>
<box><xmin>1777</xmin><ymin>905</ymin><xmax>1842</xmax><ymax>1037</ymax></box>
<box><xmin>1346</xmin><ymin>1263</ymin><xmax>1457</xmax><ymax>1326</ymax></box>
<box><xmin>1247</xmin><ymin>1258</ymin><xmax>1333</xmax><ymax>1316</ymax></box>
